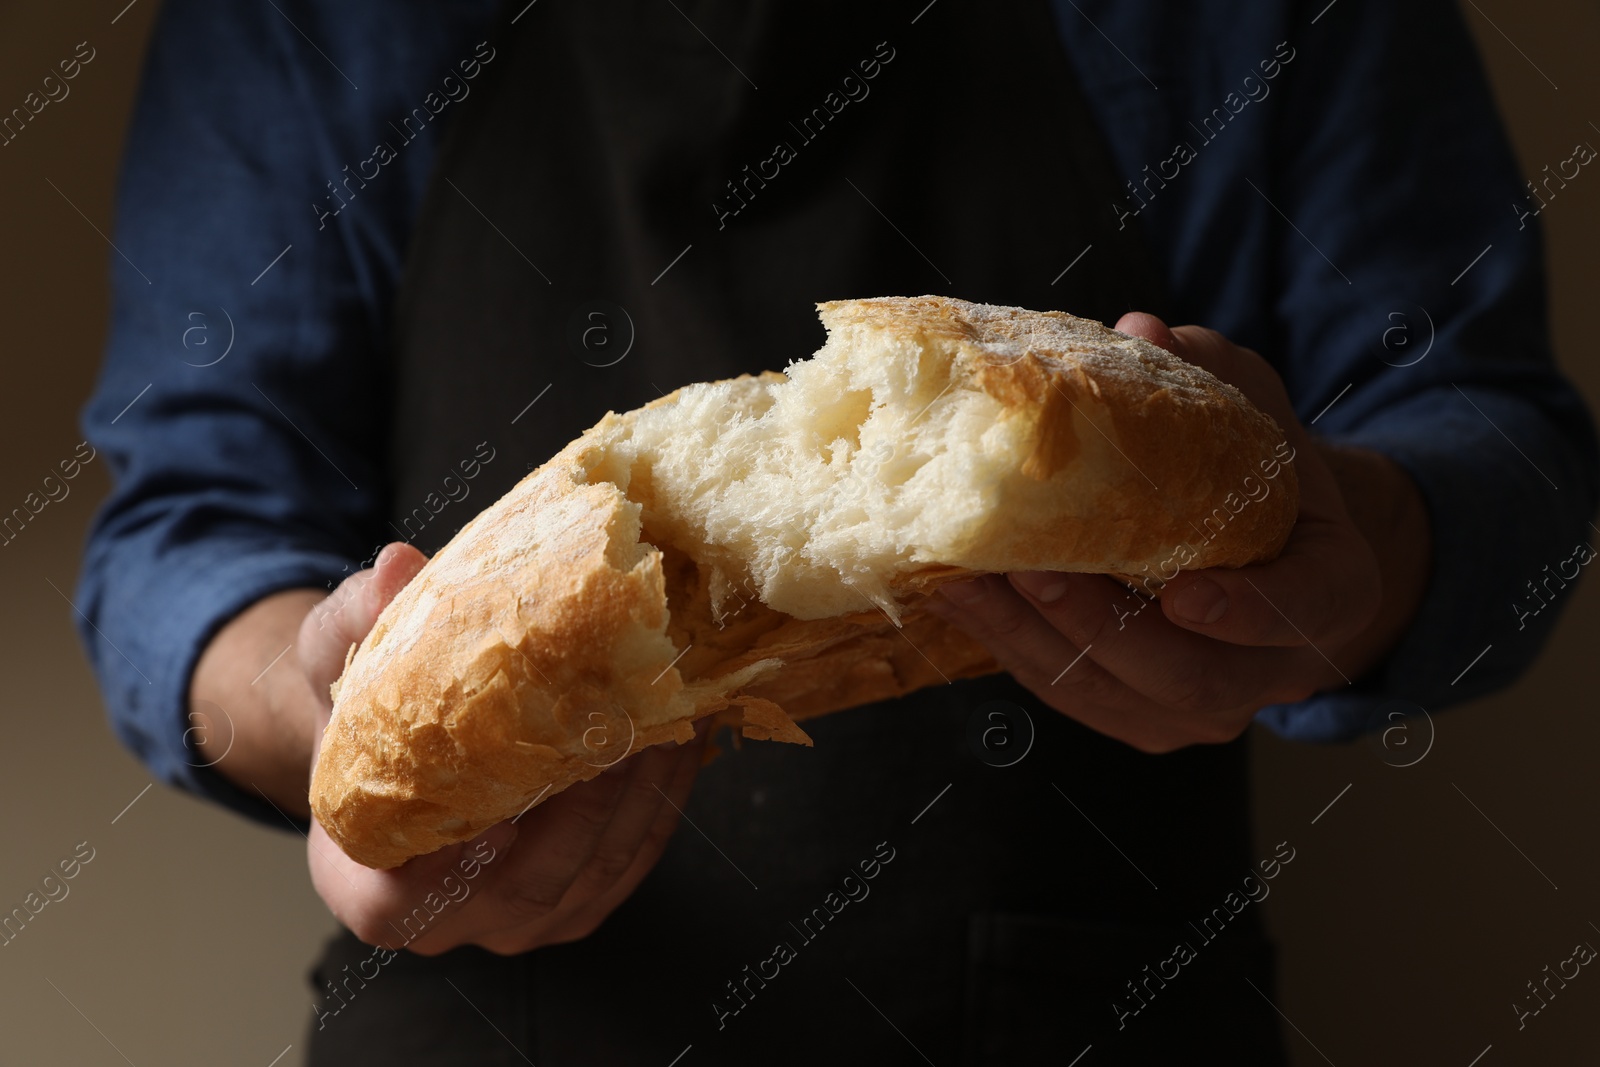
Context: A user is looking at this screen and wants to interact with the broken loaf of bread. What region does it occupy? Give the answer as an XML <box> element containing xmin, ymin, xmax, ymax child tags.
<box><xmin>311</xmin><ymin>295</ymin><xmax>1298</xmax><ymax>868</ymax></box>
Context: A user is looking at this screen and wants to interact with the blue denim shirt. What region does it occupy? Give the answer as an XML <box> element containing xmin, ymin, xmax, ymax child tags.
<box><xmin>75</xmin><ymin>0</ymin><xmax>1599</xmax><ymax>827</ymax></box>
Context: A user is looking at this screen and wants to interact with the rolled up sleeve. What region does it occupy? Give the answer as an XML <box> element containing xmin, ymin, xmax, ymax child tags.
<box><xmin>1250</xmin><ymin>0</ymin><xmax>1599</xmax><ymax>739</ymax></box>
<box><xmin>74</xmin><ymin>0</ymin><xmax>493</xmax><ymax>825</ymax></box>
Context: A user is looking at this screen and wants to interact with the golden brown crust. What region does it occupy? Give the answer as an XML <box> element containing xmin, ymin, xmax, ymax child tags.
<box><xmin>311</xmin><ymin>296</ymin><xmax>1297</xmax><ymax>868</ymax></box>
<box><xmin>815</xmin><ymin>296</ymin><xmax>1297</xmax><ymax>578</ymax></box>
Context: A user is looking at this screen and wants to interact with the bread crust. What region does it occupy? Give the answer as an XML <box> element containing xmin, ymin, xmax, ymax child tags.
<box><xmin>311</xmin><ymin>296</ymin><xmax>1297</xmax><ymax>868</ymax></box>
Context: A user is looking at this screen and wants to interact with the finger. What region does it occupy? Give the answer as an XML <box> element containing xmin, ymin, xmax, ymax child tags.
<box><xmin>1005</xmin><ymin>571</ymin><xmax>1326</xmax><ymax>718</ymax></box>
<box><xmin>450</xmin><ymin>763</ymin><xmax>636</xmax><ymax>937</ymax></box>
<box><xmin>367</xmin><ymin>823</ymin><xmax>523</xmax><ymax>956</ymax></box>
<box><xmin>298</xmin><ymin>568</ymin><xmax>375</xmax><ymax>704</ymax></box>
<box><xmin>560</xmin><ymin>735</ymin><xmax>702</xmax><ymax>934</ymax></box>
<box><xmin>327</xmin><ymin>541</ymin><xmax>429</xmax><ymax>654</ymax></box>
<box><xmin>1113</xmin><ymin>311</ymin><xmax>1180</xmax><ymax>355</ymax></box>
<box><xmin>298</xmin><ymin>543</ymin><xmax>428</xmax><ymax>697</ymax></box>
<box><xmin>409</xmin><ymin>726</ymin><xmax>706</xmax><ymax>953</ymax></box>
<box><xmin>302</xmin><ymin>542</ymin><xmax>433</xmax><ymax>750</ymax></box>
<box><xmin>928</xmin><ymin>577</ymin><xmax>1206</xmax><ymax>751</ymax></box>
<box><xmin>363</xmin><ymin>541</ymin><xmax>429</xmax><ymax>618</ymax></box>
<box><xmin>1159</xmin><ymin>521</ymin><xmax>1381</xmax><ymax>652</ymax></box>
<box><xmin>483</xmin><ymin>732</ymin><xmax>706</xmax><ymax>952</ymax></box>
<box><xmin>550</xmin><ymin>740</ymin><xmax>694</xmax><ymax>902</ymax></box>
<box><xmin>308</xmin><ymin>819</ymin><xmax>517</xmax><ymax>951</ymax></box>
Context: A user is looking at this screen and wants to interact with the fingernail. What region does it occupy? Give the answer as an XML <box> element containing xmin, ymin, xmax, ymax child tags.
<box><xmin>1172</xmin><ymin>579</ymin><xmax>1228</xmax><ymax>624</ymax></box>
<box><xmin>939</xmin><ymin>579</ymin><xmax>986</xmax><ymax>606</ymax></box>
<box><xmin>1011</xmin><ymin>571</ymin><xmax>1068</xmax><ymax>604</ymax></box>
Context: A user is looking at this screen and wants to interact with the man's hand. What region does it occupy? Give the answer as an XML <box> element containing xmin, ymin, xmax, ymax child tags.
<box><xmin>194</xmin><ymin>542</ymin><xmax>706</xmax><ymax>955</ymax></box>
<box><xmin>925</xmin><ymin>313</ymin><xmax>1432</xmax><ymax>753</ymax></box>
<box><xmin>301</xmin><ymin>543</ymin><xmax>708</xmax><ymax>955</ymax></box>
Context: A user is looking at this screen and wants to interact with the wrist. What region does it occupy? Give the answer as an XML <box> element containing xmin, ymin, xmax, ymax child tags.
<box><xmin>190</xmin><ymin>588</ymin><xmax>325</xmax><ymax>817</ymax></box>
<box><xmin>1313</xmin><ymin>440</ymin><xmax>1433</xmax><ymax>682</ymax></box>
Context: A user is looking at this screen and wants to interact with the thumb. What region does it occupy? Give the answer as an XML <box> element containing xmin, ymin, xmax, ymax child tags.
<box><xmin>1114</xmin><ymin>310</ymin><xmax>1181</xmax><ymax>355</ymax></box>
<box><xmin>1160</xmin><ymin>516</ymin><xmax>1381</xmax><ymax>651</ymax></box>
<box><xmin>363</xmin><ymin>541</ymin><xmax>430</xmax><ymax>619</ymax></box>
<box><xmin>299</xmin><ymin>542</ymin><xmax>429</xmax><ymax>705</ymax></box>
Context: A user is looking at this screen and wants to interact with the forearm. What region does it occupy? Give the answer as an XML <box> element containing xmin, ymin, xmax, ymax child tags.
<box><xmin>1315</xmin><ymin>441</ymin><xmax>1433</xmax><ymax>684</ymax></box>
<box><xmin>190</xmin><ymin>589</ymin><xmax>325</xmax><ymax>819</ymax></box>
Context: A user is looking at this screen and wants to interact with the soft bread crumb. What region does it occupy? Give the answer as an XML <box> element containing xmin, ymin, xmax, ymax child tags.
<box><xmin>582</xmin><ymin>295</ymin><xmax>1245</xmax><ymax>623</ymax></box>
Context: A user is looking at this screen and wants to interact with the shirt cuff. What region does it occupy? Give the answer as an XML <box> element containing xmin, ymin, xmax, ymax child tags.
<box><xmin>77</xmin><ymin>542</ymin><xmax>354</xmax><ymax>833</ymax></box>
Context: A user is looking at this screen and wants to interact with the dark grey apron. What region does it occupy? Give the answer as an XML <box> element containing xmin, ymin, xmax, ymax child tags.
<box><xmin>308</xmin><ymin>1</ymin><xmax>1288</xmax><ymax>1062</ymax></box>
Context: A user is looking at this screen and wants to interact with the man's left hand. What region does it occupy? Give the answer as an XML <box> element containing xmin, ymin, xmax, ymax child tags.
<box><xmin>924</xmin><ymin>312</ymin><xmax>1429</xmax><ymax>753</ymax></box>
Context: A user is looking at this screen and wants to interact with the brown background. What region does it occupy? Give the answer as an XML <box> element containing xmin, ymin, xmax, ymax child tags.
<box><xmin>0</xmin><ymin>3</ymin><xmax>1594</xmax><ymax>1064</ymax></box>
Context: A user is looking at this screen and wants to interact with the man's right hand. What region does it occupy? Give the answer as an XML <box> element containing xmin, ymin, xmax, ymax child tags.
<box><xmin>194</xmin><ymin>542</ymin><xmax>707</xmax><ymax>955</ymax></box>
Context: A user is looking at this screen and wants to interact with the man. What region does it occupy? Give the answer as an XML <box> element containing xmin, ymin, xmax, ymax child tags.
<box><xmin>78</xmin><ymin>0</ymin><xmax>1596</xmax><ymax>1062</ymax></box>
